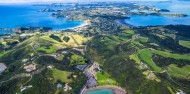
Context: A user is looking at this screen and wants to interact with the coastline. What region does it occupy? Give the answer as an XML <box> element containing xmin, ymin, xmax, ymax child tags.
<box><xmin>81</xmin><ymin>85</ymin><xmax>127</xmax><ymax>94</ymax></box>
<box><xmin>70</xmin><ymin>20</ymin><xmax>89</xmax><ymax>30</ymax></box>
<box><xmin>0</xmin><ymin>20</ymin><xmax>88</xmax><ymax>35</ymax></box>
<box><xmin>116</xmin><ymin>19</ymin><xmax>136</xmax><ymax>28</ymax></box>
<box><xmin>50</xmin><ymin>20</ymin><xmax>89</xmax><ymax>32</ymax></box>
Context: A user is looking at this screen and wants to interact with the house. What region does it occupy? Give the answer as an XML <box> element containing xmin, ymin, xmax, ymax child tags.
<box><xmin>62</xmin><ymin>51</ymin><xmax>67</xmax><ymax>54</ymax></box>
<box><xmin>30</xmin><ymin>53</ymin><xmax>34</xmax><ymax>57</ymax></box>
<box><xmin>72</xmin><ymin>75</ymin><xmax>77</xmax><ymax>78</ymax></box>
<box><xmin>34</xmin><ymin>44</ymin><xmax>40</xmax><ymax>48</ymax></box>
<box><xmin>64</xmin><ymin>83</ymin><xmax>72</xmax><ymax>92</ymax></box>
<box><xmin>176</xmin><ymin>90</ymin><xmax>186</xmax><ymax>94</ymax></box>
<box><xmin>93</xmin><ymin>63</ymin><xmax>102</xmax><ymax>72</ymax></box>
<box><xmin>47</xmin><ymin>65</ymin><xmax>54</xmax><ymax>69</ymax></box>
<box><xmin>148</xmin><ymin>72</ymin><xmax>155</xmax><ymax>80</ymax></box>
<box><xmin>140</xmin><ymin>62</ymin><xmax>148</xmax><ymax>69</ymax></box>
<box><xmin>22</xmin><ymin>59</ymin><xmax>28</xmax><ymax>63</ymax></box>
<box><xmin>76</xmin><ymin>65</ymin><xmax>87</xmax><ymax>71</ymax></box>
<box><xmin>24</xmin><ymin>64</ymin><xmax>36</xmax><ymax>72</ymax></box>
<box><xmin>52</xmin><ymin>53</ymin><xmax>60</xmax><ymax>58</ymax></box>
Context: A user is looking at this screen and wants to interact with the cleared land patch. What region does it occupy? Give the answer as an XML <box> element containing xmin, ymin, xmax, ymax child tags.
<box><xmin>130</xmin><ymin>54</ymin><xmax>140</xmax><ymax>64</ymax></box>
<box><xmin>138</xmin><ymin>49</ymin><xmax>163</xmax><ymax>72</ymax></box>
<box><xmin>40</xmin><ymin>36</ymin><xmax>60</xmax><ymax>43</ymax></box>
<box><xmin>36</xmin><ymin>45</ymin><xmax>56</xmax><ymax>54</ymax></box>
<box><xmin>52</xmin><ymin>69</ymin><xmax>73</xmax><ymax>83</ymax></box>
<box><xmin>151</xmin><ymin>49</ymin><xmax>190</xmax><ymax>60</ymax></box>
<box><xmin>167</xmin><ymin>64</ymin><xmax>190</xmax><ymax>79</ymax></box>
<box><xmin>96</xmin><ymin>72</ymin><xmax>117</xmax><ymax>85</ymax></box>
<box><xmin>179</xmin><ymin>40</ymin><xmax>190</xmax><ymax>49</ymax></box>
<box><xmin>0</xmin><ymin>50</ymin><xmax>11</xmax><ymax>58</ymax></box>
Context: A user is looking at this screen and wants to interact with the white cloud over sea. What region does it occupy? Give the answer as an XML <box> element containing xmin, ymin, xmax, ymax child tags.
<box><xmin>0</xmin><ymin>0</ymin><xmax>170</xmax><ymax>4</ymax></box>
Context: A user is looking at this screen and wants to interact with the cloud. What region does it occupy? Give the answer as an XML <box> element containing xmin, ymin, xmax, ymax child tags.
<box><xmin>0</xmin><ymin>0</ymin><xmax>72</xmax><ymax>3</ymax></box>
<box><xmin>0</xmin><ymin>0</ymin><xmax>170</xmax><ymax>4</ymax></box>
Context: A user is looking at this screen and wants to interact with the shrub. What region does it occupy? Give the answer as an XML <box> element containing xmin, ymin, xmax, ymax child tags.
<box><xmin>49</xmin><ymin>34</ymin><xmax>62</xmax><ymax>42</ymax></box>
<box><xmin>63</xmin><ymin>36</ymin><xmax>70</xmax><ymax>42</ymax></box>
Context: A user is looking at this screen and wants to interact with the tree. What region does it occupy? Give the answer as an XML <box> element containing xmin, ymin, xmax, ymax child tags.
<box><xmin>0</xmin><ymin>42</ymin><xmax>3</xmax><ymax>48</ymax></box>
<box><xmin>63</xmin><ymin>36</ymin><xmax>70</xmax><ymax>42</ymax></box>
<box><xmin>70</xmin><ymin>55</ymin><xmax>85</xmax><ymax>66</ymax></box>
<box><xmin>49</xmin><ymin>34</ymin><xmax>62</xmax><ymax>42</ymax></box>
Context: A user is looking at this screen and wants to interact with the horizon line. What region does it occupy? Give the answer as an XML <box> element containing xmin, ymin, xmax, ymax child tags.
<box><xmin>0</xmin><ymin>0</ymin><xmax>171</xmax><ymax>4</ymax></box>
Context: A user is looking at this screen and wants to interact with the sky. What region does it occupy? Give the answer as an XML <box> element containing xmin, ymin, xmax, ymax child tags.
<box><xmin>0</xmin><ymin>0</ymin><xmax>170</xmax><ymax>4</ymax></box>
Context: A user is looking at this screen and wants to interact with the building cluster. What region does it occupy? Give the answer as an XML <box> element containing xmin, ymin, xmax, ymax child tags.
<box><xmin>24</xmin><ymin>64</ymin><xmax>37</xmax><ymax>72</ymax></box>
<box><xmin>84</xmin><ymin>63</ymin><xmax>101</xmax><ymax>87</ymax></box>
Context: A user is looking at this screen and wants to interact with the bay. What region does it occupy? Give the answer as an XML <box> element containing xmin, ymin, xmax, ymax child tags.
<box><xmin>0</xmin><ymin>4</ymin><xmax>83</xmax><ymax>34</ymax></box>
<box><xmin>125</xmin><ymin>0</ymin><xmax>190</xmax><ymax>26</ymax></box>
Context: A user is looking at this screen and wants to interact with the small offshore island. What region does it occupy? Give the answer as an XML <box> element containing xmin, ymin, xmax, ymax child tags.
<box><xmin>0</xmin><ymin>1</ymin><xmax>190</xmax><ymax>94</ymax></box>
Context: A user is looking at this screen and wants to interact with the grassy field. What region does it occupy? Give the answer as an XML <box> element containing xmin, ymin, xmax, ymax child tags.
<box><xmin>57</xmin><ymin>34</ymin><xmax>89</xmax><ymax>47</ymax></box>
<box><xmin>179</xmin><ymin>40</ymin><xmax>190</xmax><ymax>49</ymax></box>
<box><xmin>130</xmin><ymin>53</ymin><xmax>161</xmax><ymax>81</ymax></box>
<box><xmin>138</xmin><ymin>49</ymin><xmax>163</xmax><ymax>72</ymax></box>
<box><xmin>167</xmin><ymin>86</ymin><xmax>175</xmax><ymax>94</ymax></box>
<box><xmin>0</xmin><ymin>50</ymin><xmax>11</xmax><ymax>58</ymax></box>
<box><xmin>96</xmin><ymin>72</ymin><xmax>117</xmax><ymax>85</ymax></box>
<box><xmin>55</xmin><ymin>54</ymin><xmax>64</xmax><ymax>61</ymax></box>
<box><xmin>36</xmin><ymin>45</ymin><xmax>56</xmax><ymax>54</ymax></box>
<box><xmin>40</xmin><ymin>36</ymin><xmax>60</xmax><ymax>43</ymax></box>
<box><xmin>132</xmin><ymin>41</ymin><xmax>144</xmax><ymax>48</ymax></box>
<box><xmin>70</xmin><ymin>54</ymin><xmax>85</xmax><ymax>66</ymax></box>
<box><xmin>151</xmin><ymin>49</ymin><xmax>190</xmax><ymax>60</ymax></box>
<box><xmin>127</xmin><ymin>29</ymin><xmax>135</xmax><ymax>35</ymax></box>
<box><xmin>130</xmin><ymin>54</ymin><xmax>148</xmax><ymax>69</ymax></box>
<box><xmin>167</xmin><ymin>64</ymin><xmax>190</xmax><ymax>79</ymax></box>
<box><xmin>130</xmin><ymin>54</ymin><xmax>140</xmax><ymax>64</ymax></box>
<box><xmin>122</xmin><ymin>28</ymin><xmax>135</xmax><ymax>35</ymax></box>
<box><xmin>71</xmin><ymin>35</ymin><xmax>89</xmax><ymax>45</ymax></box>
<box><xmin>136</xmin><ymin>37</ymin><xmax>149</xmax><ymax>43</ymax></box>
<box><xmin>40</xmin><ymin>34</ymin><xmax>89</xmax><ymax>45</ymax></box>
<box><xmin>142</xmin><ymin>70</ymin><xmax>161</xmax><ymax>82</ymax></box>
<box><xmin>0</xmin><ymin>42</ymin><xmax>6</xmax><ymax>45</ymax></box>
<box><xmin>119</xmin><ymin>33</ymin><xmax>132</xmax><ymax>40</ymax></box>
<box><xmin>52</xmin><ymin>69</ymin><xmax>73</xmax><ymax>83</ymax></box>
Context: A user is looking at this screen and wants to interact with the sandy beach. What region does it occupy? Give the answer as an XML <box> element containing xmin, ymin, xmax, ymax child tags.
<box><xmin>71</xmin><ymin>20</ymin><xmax>90</xmax><ymax>29</ymax></box>
<box><xmin>53</xmin><ymin>20</ymin><xmax>90</xmax><ymax>32</ymax></box>
<box><xmin>82</xmin><ymin>85</ymin><xmax>127</xmax><ymax>94</ymax></box>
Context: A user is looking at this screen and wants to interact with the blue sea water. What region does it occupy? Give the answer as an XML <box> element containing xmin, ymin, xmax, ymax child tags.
<box><xmin>0</xmin><ymin>4</ymin><xmax>83</xmax><ymax>34</ymax></box>
<box><xmin>125</xmin><ymin>0</ymin><xmax>190</xmax><ymax>26</ymax></box>
<box><xmin>85</xmin><ymin>89</ymin><xmax>113</xmax><ymax>94</ymax></box>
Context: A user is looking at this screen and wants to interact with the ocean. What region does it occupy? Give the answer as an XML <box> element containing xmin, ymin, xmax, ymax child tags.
<box><xmin>125</xmin><ymin>0</ymin><xmax>190</xmax><ymax>26</ymax></box>
<box><xmin>0</xmin><ymin>4</ymin><xmax>83</xmax><ymax>34</ymax></box>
